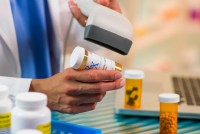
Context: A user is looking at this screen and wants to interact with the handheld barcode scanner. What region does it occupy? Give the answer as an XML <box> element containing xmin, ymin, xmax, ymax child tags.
<box><xmin>74</xmin><ymin>0</ymin><xmax>133</xmax><ymax>55</ymax></box>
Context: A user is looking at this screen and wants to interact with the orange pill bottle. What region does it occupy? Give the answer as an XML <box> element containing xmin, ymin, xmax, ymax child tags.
<box><xmin>159</xmin><ymin>93</ymin><xmax>180</xmax><ymax>134</ymax></box>
<box><xmin>124</xmin><ymin>70</ymin><xmax>144</xmax><ymax>109</ymax></box>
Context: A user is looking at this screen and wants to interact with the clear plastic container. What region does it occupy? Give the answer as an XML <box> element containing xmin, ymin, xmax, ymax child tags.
<box><xmin>69</xmin><ymin>46</ymin><xmax>122</xmax><ymax>71</ymax></box>
<box><xmin>0</xmin><ymin>84</ymin><xmax>12</xmax><ymax>134</ymax></box>
<box><xmin>159</xmin><ymin>93</ymin><xmax>180</xmax><ymax>134</ymax></box>
<box><xmin>124</xmin><ymin>70</ymin><xmax>144</xmax><ymax>109</ymax></box>
<box><xmin>11</xmin><ymin>92</ymin><xmax>51</xmax><ymax>134</ymax></box>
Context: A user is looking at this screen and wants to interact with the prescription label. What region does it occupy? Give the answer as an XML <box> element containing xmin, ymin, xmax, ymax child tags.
<box><xmin>85</xmin><ymin>51</ymin><xmax>115</xmax><ymax>70</ymax></box>
<box><xmin>37</xmin><ymin>122</ymin><xmax>51</xmax><ymax>134</ymax></box>
<box><xmin>0</xmin><ymin>113</ymin><xmax>11</xmax><ymax>134</ymax></box>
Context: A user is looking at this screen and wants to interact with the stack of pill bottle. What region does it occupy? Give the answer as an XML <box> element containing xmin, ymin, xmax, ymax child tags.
<box><xmin>16</xmin><ymin>129</ymin><xmax>42</xmax><ymax>134</ymax></box>
<box><xmin>11</xmin><ymin>92</ymin><xmax>51</xmax><ymax>134</ymax></box>
<box><xmin>70</xmin><ymin>46</ymin><xmax>122</xmax><ymax>71</ymax></box>
<box><xmin>0</xmin><ymin>84</ymin><xmax>12</xmax><ymax>134</ymax></box>
<box><xmin>159</xmin><ymin>93</ymin><xmax>180</xmax><ymax>134</ymax></box>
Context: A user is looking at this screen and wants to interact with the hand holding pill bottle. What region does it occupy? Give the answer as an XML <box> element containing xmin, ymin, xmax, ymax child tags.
<box><xmin>70</xmin><ymin>46</ymin><xmax>122</xmax><ymax>71</ymax></box>
<box><xmin>159</xmin><ymin>93</ymin><xmax>180</xmax><ymax>134</ymax></box>
<box><xmin>124</xmin><ymin>70</ymin><xmax>144</xmax><ymax>109</ymax></box>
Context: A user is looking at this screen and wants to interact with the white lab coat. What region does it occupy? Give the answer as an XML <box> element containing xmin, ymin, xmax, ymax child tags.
<box><xmin>0</xmin><ymin>0</ymin><xmax>84</xmax><ymax>98</ymax></box>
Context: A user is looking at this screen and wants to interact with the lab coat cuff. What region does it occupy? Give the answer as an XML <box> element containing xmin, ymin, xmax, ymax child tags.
<box><xmin>0</xmin><ymin>76</ymin><xmax>32</xmax><ymax>105</ymax></box>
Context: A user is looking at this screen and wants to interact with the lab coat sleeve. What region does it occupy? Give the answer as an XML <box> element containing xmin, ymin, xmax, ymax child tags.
<box><xmin>0</xmin><ymin>76</ymin><xmax>31</xmax><ymax>102</ymax></box>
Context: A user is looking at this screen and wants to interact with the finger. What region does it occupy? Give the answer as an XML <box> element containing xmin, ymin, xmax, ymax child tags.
<box><xmin>95</xmin><ymin>0</ymin><xmax>122</xmax><ymax>13</ymax></box>
<box><xmin>59</xmin><ymin>93</ymin><xmax>104</xmax><ymax>105</ymax></box>
<box><xmin>74</xmin><ymin>70</ymin><xmax>122</xmax><ymax>82</ymax></box>
<box><xmin>95</xmin><ymin>0</ymin><xmax>110</xmax><ymax>6</ymax></box>
<box><xmin>52</xmin><ymin>103</ymin><xmax>96</xmax><ymax>114</ymax></box>
<box><xmin>108</xmin><ymin>0</ymin><xmax>122</xmax><ymax>13</ymax></box>
<box><xmin>67</xmin><ymin>78</ymin><xmax>125</xmax><ymax>95</ymax></box>
<box><xmin>68</xmin><ymin>0</ymin><xmax>87</xmax><ymax>26</ymax></box>
<box><xmin>94</xmin><ymin>78</ymin><xmax>125</xmax><ymax>92</ymax></box>
<box><xmin>102</xmin><ymin>91</ymin><xmax>106</xmax><ymax>98</ymax></box>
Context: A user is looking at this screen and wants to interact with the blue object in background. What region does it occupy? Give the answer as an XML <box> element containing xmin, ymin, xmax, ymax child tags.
<box><xmin>52</xmin><ymin>120</ymin><xmax>102</xmax><ymax>134</ymax></box>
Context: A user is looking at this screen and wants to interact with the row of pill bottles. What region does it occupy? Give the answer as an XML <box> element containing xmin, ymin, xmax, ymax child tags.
<box><xmin>0</xmin><ymin>84</ymin><xmax>51</xmax><ymax>134</ymax></box>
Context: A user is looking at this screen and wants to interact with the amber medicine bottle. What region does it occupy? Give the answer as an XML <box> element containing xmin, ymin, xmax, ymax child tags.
<box><xmin>159</xmin><ymin>93</ymin><xmax>180</xmax><ymax>134</ymax></box>
<box><xmin>124</xmin><ymin>70</ymin><xmax>144</xmax><ymax>109</ymax></box>
<box><xmin>69</xmin><ymin>46</ymin><xmax>122</xmax><ymax>71</ymax></box>
<box><xmin>0</xmin><ymin>85</ymin><xmax>12</xmax><ymax>134</ymax></box>
<box><xmin>11</xmin><ymin>92</ymin><xmax>51</xmax><ymax>134</ymax></box>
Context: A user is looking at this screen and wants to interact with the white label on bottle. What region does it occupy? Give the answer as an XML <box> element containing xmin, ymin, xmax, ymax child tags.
<box><xmin>85</xmin><ymin>51</ymin><xmax>115</xmax><ymax>70</ymax></box>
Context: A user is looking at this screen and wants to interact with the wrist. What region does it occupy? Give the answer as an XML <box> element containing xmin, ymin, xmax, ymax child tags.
<box><xmin>29</xmin><ymin>79</ymin><xmax>43</xmax><ymax>92</ymax></box>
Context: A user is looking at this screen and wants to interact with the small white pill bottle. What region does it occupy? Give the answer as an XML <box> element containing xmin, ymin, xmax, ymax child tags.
<box><xmin>11</xmin><ymin>92</ymin><xmax>51</xmax><ymax>134</ymax></box>
<box><xmin>16</xmin><ymin>129</ymin><xmax>42</xmax><ymax>134</ymax></box>
<box><xmin>70</xmin><ymin>46</ymin><xmax>122</xmax><ymax>71</ymax></box>
<box><xmin>0</xmin><ymin>84</ymin><xmax>12</xmax><ymax>134</ymax></box>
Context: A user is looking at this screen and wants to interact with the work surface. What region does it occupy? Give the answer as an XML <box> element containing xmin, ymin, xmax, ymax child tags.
<box><xmin>52</xmin><ymin>91</ymin><xmax>200</xmax><ymax>134</ymax></box>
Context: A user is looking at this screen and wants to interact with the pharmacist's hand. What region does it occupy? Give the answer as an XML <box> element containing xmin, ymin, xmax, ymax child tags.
<box><xmin>30</xmin><ymin>68</ymin><xmax>124</xmax><ymax>114</ymax></box>
<box><xmin>68</xmin><ymin>0</ymin><xmax>122</xmax><ymax>26</ymax></box>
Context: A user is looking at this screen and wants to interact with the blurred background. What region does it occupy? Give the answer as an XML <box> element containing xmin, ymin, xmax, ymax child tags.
<box><xmin>63</xmin><ymin>0</ymin><xmax>200</xmax><ymax>73</ymax></box>
<box><xmin>117</xmin><ymin>0</ymin><xmax>200</xmax><ymax>73</ymax></box>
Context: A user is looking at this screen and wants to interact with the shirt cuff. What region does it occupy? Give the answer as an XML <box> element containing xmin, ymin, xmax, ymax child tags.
<box><xmin>0</xmin><ymin>76</ymin><xmax>32</xmax><ymax>105</ymax></box>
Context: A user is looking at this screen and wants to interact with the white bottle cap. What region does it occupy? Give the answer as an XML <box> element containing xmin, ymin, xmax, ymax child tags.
<box><xmin>16</xmin><ymin>129</ymin><xmax>42</xmax><ymax>134</ymax></box>
<box><xmin>124</xmin><ymin>69</ymin><xmax>144</xmax><ymax>79</ymax></box>
<box><xmin>0</xmin><ymin>84</ymin><xmax>9</xmax><ymax>99</ymax></box>
<box><xmin>159</xmin><ymin>93</ymin><xmax>180</xmax><ymax>103</ymax></box>
<box><xmin>70</xmin><ymin>46</ymin><xmax>85</xmax><ymax>69</ymax></box>
<box><xmin>16</xmin><ymin>92</ymin><xmax>47</xmax><ymax>109</ymax></box>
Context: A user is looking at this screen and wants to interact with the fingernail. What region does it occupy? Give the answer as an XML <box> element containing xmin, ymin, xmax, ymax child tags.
<box><xmin>120</xmin><ymin>79</ymin><xmax>125</xmax><ymax>87</ymax></box>
<box><xmin>115</xmin><ymin>72</ymin><xmax>122</xmax><ymax>79</ymax></box>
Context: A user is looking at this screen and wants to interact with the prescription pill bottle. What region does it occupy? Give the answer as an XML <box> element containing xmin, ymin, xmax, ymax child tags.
<box><xmin>16</xmin><ymin>129</ymin><xmax>42</xmax><ymax>134</ymax></box>
<box><xmin>11</xmin><ymin>92</ymin><xmax>51</xmax><ymax>134</ymax></box>
<box><xmin>69</xmin><ymin>46</ymin><xmax>122</xmax><ymax>71</ymax></box>
<box><xmin>124</xmin><ymin>70</ymin><xmax>144</xmax><ymax>109</ymax></box>
<box><xmin>159</xmin><ymin>93</ymin><xmax>180</xmax><ymax>134</ymax></box>
<box><xmin>0</xmin><ymin>85</ymin><xmax>12</xmax><ymax>134</ymax></box>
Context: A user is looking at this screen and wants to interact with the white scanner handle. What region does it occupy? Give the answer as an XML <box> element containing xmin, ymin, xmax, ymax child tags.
<box><xmin>74</xmin><ymin>0</ymin><xmax>99</xmax><ymax>17</ymax></box>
